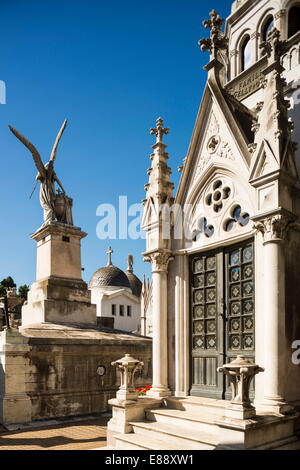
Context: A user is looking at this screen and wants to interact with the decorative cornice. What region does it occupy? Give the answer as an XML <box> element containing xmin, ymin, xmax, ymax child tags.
<box><xmin>144</xmin><ymin>251</ymin><xmax>174</xmax><ymax>273</ymax></box>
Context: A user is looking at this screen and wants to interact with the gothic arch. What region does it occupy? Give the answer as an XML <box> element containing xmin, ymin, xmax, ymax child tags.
<box><xmin>261</xmin><ymin>14</ymin><xmax>275</xmax><ymax>42</ymax></box>
<box><xmin>235</xmin><ymin>29</ymin><xmax>252</xmax><ymax>73</ymax></box>
<box><xmin>288</xmin><ymin>4</ymin><xmax>300</xmax><ymax>38</ymax></box>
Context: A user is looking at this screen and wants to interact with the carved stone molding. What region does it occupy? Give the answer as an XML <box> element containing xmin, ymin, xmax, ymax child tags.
<box><xmin>144</xmin><ymin>252</ymin><xmax>173</xmax><ymax>273</ymax></box>
<box><xmin>254</xmin><ymin>214</ymin><xmax>294</xmax><ymax>243</ymax></box>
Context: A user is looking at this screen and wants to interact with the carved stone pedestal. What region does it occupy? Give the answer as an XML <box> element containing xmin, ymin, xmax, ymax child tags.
<box><xmin>22</xmin><ymin>222</ymin><xmax>96</xmax><ymax>326</ymax></box>
<box><xmin>218</xmin><ymin>356</ymin><xmax>264</xmax><ymax>420</ymax></box>
<box><xmin>107</xmin><ymin>353</ymin><xmax>162</xmax><ymax>446</ymax></box>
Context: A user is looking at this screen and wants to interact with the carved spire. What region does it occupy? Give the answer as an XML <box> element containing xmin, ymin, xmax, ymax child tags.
<box><xmin>143</xmin><ymin>117</ymin><xmax>174</xmax><ymax>206</ymax></box>
<box><xmin>250</xmin><ymin>27</ymin><xmax>297</xmax><ymax>183</ymax></box>
<box><xmin>199</xmin><ymin>9</ymin><xmax>228</xmax><ymax>59</ymax></box>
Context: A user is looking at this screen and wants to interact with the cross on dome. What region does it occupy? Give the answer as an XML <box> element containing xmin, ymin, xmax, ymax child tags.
<box><xmin>106</xmin><ymin>246</ymin><xmax>113</xmax><ymax>266</ymax></box>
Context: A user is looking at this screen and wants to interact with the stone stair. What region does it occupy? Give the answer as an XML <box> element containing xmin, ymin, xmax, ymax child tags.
<box><xmin>113</xmin><ymin>396</ymin><xmax>226</xmax><ymax>450</ymax></box>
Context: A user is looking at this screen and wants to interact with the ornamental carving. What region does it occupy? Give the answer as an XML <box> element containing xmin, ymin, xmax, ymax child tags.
<box><xmin>194</xmin><ymin>112</ymin><xmax>235</xmax><ymax>180</ymax></box>
<box><xmin>144</xmin><ymin>252</ymin><xmax>173</xmax><ymax>273</ymax></box>
<box><xmin>254</xmin><ymin>214</ymin><xmax>294</xmax><ymax>242</ymax></box>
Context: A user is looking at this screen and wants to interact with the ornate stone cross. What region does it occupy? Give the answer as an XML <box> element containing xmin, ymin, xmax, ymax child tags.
<box><xmin>199</xmin><ymin>9</ymin><xmax>228</xmax><ymax>59</ymax></box>
<box><xmin>150</xmin><ymin>117</ymin><xmax>170</xmax><ymax>145</ymax></box>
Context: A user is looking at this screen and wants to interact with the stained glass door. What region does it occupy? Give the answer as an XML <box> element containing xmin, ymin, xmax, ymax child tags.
<box><xmin>190</xmin><ymin>240</ymin><xmax>255</xmax><ymax>399</ymax></box>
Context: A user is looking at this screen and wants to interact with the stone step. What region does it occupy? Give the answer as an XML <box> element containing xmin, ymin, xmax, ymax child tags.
<box><xmin>114</xmin><ymin>432</ymin><xmax>212</xmax><ymax>450</ymax></box>
<box><xmin>130</xmin><ymin>420</ymin><xmax>217</xmax><ymax>449</ymax></box>
<box><xmin>165</xmin><ymin>396</ymin><xmax>226</xmax><ymax>418</ymax></box>
<box><xmin>146</xmin><ymin>408</ymin><xmax>219</xmax><ymax>436</ymax></box>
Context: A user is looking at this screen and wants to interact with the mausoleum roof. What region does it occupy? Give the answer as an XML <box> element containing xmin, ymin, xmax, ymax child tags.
<box><xmin>125</xmin><ymin>271</ymin><xmax>142</xmax><ymax>298</ymax></box>
<box><xmin>89</xmin><ymin>248</ymin><xmax>142</xmax><ymax>295</ymax></box>
<box><xmin>89</xmin><ymin>265</ymin><xmax>131</xmax><ymax>290</ymax></box>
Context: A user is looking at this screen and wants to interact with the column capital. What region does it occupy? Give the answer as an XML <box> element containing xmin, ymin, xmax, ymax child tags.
<box><xmin>253</xmin><ymin>213</ymin><xmax>295</xmax><ymax>243</ymax></box>
<box><xmin>274</xmin><ymin>9</ymin><xmax>287</xmax><ymax>20</ymax></box>
<box><xmin>144</xmin><ymin>251</ymin><xmax>173</xmax><ymax>273</ymax></box>
<box><xmin>230</xmin><ymin>49</ymin><xmax>239</xmax><ymax>57</ymax></box>
<box><xmin>251</xmin><ymin>32</ymin><xmax>260</xmax><ymax>40</ymax></box>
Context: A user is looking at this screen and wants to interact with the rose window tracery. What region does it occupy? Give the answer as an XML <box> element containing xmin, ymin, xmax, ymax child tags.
<box><xmin>224</xmin><ymin>205</ymin><xmax>250</xmax><ymax>232</ymax></box>
<box><xmin>205</xmin><ymin>180</ymin><xmax>231</xmax><ymax>213</ymax></box>
<box><xmin>192</xmin><ymin>217</ymin><xmax>214</xmax><ymax>241</ymax></box>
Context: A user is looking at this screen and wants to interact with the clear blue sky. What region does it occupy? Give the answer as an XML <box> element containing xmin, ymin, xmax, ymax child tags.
<box><xmin>0</xmin><ymin>0</ymin><xmax>230</xmax><ymax>288</ymax></box>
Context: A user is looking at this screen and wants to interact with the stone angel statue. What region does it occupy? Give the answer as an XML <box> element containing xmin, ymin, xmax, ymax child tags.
<box><xmin>9</xmin><ymin>120</ymin><xmax>73</xmax><ymax>226</ymax></box>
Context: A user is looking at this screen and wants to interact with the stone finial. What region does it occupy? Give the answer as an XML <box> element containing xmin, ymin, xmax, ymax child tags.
<box><xmin>112</xmin><ymin>354</ymin><xmax>144</xmax><ymax>403</ymax></box>
<box><xmin>260</xmin><ymin>27</ymin><xmax>287</xmax><ymax>63</ymax></box>
<box><xmin>218</xmin><ymin>356</ymin><xmax>264</xmax><ymax>420</ymax></box>
<box><xmin>127</xmin><ymin>254</ymin><xmax>134</xmax><ymax>273</ymax></box>
<box><xmin>150</xmin><ymin>117</ymin><xmax>170</xmax><ymax>145</ymax></box>
<box><xmin>199</xmin><ymin>9</ymin><xmax>228</xmax><ymax>58</ymax></box>
<box><xmin>106</xmin><ymin>246</ymin><xmax>113</xmax><ymax>266</ymax></box>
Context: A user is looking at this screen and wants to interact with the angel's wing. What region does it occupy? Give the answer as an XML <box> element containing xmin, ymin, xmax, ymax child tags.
<box><xmin>8</xmin><ymin>125</ymin><xmax>46</xmax><ymax>179</ymax></box>
<box><xmin>50</xmin><ymin>119</ymin><xmax>67</xmax><ymax>162</ymax></box>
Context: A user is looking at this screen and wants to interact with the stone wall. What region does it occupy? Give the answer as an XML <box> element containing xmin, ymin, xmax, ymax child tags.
<box><xmin>0</xmin><ymin>324</ymin><xmax>152</xmax><ymax>425</ymax></box>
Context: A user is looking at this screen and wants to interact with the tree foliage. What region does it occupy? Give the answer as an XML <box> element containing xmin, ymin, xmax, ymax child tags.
<box><xmin>1</xmin><ymin>276</ymin><xmax>16</xmax><ymax>288</ymax></box>
<box><xmin>0</xmin><ymin>285</ymin><xmax>6</xmax><ymax>297</ymax></box>
<box><xmin>18</xmin><ymin>285</ymin><xmax>30</xmax><ymax>300</ymax></box>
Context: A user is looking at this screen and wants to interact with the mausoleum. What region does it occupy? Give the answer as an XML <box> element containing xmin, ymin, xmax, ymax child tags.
<box><xmin>107</xmin><ymin>0</ymin><xmax>300</xmax><ymax>450</ymax></box>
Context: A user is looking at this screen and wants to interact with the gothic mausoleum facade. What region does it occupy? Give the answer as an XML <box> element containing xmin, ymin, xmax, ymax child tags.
<box><xmin>108</xmin><ymin>0</ymin><xmax>300</xmax><ymax>450</ymax></box>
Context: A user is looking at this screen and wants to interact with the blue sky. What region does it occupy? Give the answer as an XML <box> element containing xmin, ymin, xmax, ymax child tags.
<box><xmin>0</xmin><ymin>0</ymin><xmax>230</xmax><ymax>287</ymax></box>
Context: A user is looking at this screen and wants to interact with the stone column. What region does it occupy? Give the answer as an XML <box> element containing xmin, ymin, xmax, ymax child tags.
<box><xmin>175</xmin><ymin>255</ymin><xmax>188</xmax><ymax>397</ymax></box>
<box><xmin>255</xmin><ymin>214</ymin><xmax>293</xmax><ymax>413</ymax></box>
<box><xmin>251</xmin><ymin>32</ymin><xmax>260</xmax><ymax>63</ymax></box>
<box><xmin>145</xmin><ymin>251</ymin><xmax>173</xmax><ymax>397</ymax></box>
<box><xmin>229</xmin><ymin>50</ymin><xmax>239</xmax><ymax>79</ymax></box>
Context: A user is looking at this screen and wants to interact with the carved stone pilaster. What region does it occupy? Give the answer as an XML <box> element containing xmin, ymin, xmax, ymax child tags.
<box><xmin>144</xmin><ymin>251</ymin><xmax>173</xmax><ymax>273</ymax></box>
<box><xmin>254</xmin><ymin>214</ymin><xmax>294</xmax><ymax>243</ymax></box>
